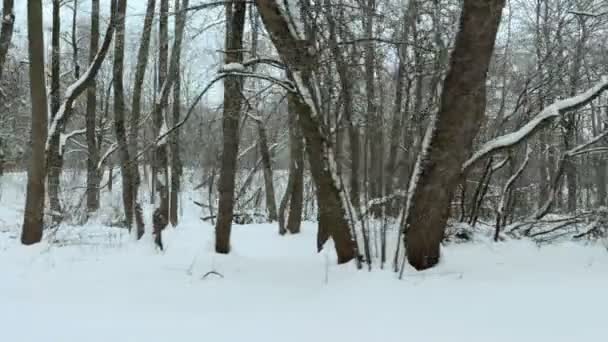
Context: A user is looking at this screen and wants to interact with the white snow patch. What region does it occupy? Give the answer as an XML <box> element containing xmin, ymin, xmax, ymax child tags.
<box><xmin>220</xmin><ymin>62</ymin><xmax>245</xmax><ymax>73</ymax></box>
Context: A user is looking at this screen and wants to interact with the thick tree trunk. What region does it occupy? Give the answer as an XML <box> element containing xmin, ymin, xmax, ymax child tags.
<box><xmin>86</xmin><ymin>0</ymin><xmax>101</xmax><ymax>215</ymax></box>
<box><xmin>22</xmin><ymin>0</ymin><xmax>48</xmax><ymax>245</ymax></box>
<box><xmin>113</xmin><ymin>0</ymin><xmax>137</xmax><ymax>233</ymax></box>
<box><xmin>215</xmin><ymin>0</ymin><xmax>246</xmax><ymax>253</ymax></box>
<box><xmin>0</xmin><ymin>0</ymin><xmax>15</xmax><ymax>79</ymax></box>
<box><xmin>255</xmin><ymin>0</ymin><xmax>356</xmax><ymax>263</ymax></box>
<box><xmin>405</xmin><ymin>0</ymin><xmax>505</xmax><ymax>270</ymax></box>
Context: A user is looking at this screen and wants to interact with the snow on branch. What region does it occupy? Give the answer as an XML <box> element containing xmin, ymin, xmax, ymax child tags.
<box><xmin>464</xmin><ymin>76</ymin><xmax>608</xmax><ymax>171</ymax></box>
<box><xmin>569</xmin><ymin>10</ymin><xmax>608</xmax><ymax>17</ymax></box>
<box><xmin>59</xmin><ymin>128</ymin><xmax>87</xmax><ymax>156</ymax></box>
<box><xmin>45</xmin><ymin>15</ymin><xmax>116</xmax><ymax>152</ymax></box>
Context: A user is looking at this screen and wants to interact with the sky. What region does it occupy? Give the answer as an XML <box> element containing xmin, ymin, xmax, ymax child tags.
<box><xmin>11</xmin><ymin>0</ymin><xmax>226</xmax><ymax>107</ymax></box>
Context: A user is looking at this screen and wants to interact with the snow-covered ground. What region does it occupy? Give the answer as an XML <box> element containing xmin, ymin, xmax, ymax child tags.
<box><xmin>2</xmin><ymin>173</ymin><xmax>608</xmax><ymax>341</ymax></box>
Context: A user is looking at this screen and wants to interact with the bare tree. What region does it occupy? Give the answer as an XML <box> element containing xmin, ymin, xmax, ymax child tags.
<box><xmin>255</xmin><ymin>0</ymin><xmax>356</xmax><ymax>263</ymax></box>
<box><xmin>113</xmin><ymin>0</ymin><xmax>138</xmax><ymax>235</ymax></box>
<box><xmin>404</xmin><ymin>0</ymin><xmax>505</xmax><ymax>270</ymax></box>
<box><xmin>21</xmin><ymin>0</ymin><xmax>48</xmax><ymax>245</ymax></box>
<box><xmin>47</xmin><ymin>0</ymin><xmax>62</xmax><ymax>222</ymax></box>
<box><xmin>215</xmin><ymin>0</ymin><xmax>246</xmax><ymax>253</ymax></box>
<box><xmin>129</xmin><ymin>0</ymin><xmax>157</xmax><ymax>238</ymax></box>
<box><xmin>169</xmin><ymin>0</ymin><xmax>186</xmax><ymax>227</ymax></box>
<box><xmin>86</xmin><ymin>0</ymin><xmax>101</xmax><ymax>215</ymax></box>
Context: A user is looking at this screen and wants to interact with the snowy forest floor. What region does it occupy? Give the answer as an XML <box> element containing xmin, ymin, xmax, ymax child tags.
<box><xmin>2</xmin><ymin>173</ymin><xmax>608</xmax><ymax>341</ymax></box>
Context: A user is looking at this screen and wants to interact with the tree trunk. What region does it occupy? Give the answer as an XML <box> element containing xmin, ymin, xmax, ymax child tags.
<box><xmin>47</xmin><ymin>0</ymin><xmax>62</xmax><ymax>222</ymax></box>
<box><xmin>113</xmin><ymin>0</ymin><xmax>137</xmax><ymax>233</ymax></box>
<box><xmin>324</xmin><ymin>0</ymin><xmax>360</xmax><ymax>210</ymax></box>
<box><xmin>258</xmin><ymin>121</ymin><xmax>278</xmax><ymax>222</ymax></box>
<box><xmin>0</xmin><ymin>0</ymin><xmax>15</xmax><ymax>79</ymax></box>
<box><xmin>129</xmin><ymin>0</ymin><xmax>156</xmax><ymax>237</ymax></box>
<box><xmin>255</xmin><ymin>0</ymin><xmax>356</xmax><ymax>263</ymax></box>
<box><xmin>22</xmin><ymin>0</ymin><xmax>48</xmax><ymax>244</ymax></box>
<box><xmin>286</xmin><ymin>101</ymin><xmax>304</xmax><ymax>234</ymax></box>
<box><xmin>405</xmin><ymin>0</ymin><xmax>505</xmax><ymax>270</ymax></box>
<box><xmin>86</xmin><ymin>0</ymin><xmax>101</xmax><ymax>215</ymax></box>
<box><xmin>70</xmin><ymin>0</ymin><xmax>80</xmax><ymax>78</ymax></box>
<box><xmin>385</xmin><ymin>0</ymin><xmax>417</xmax><ymax>216</ymax></box>
<box><xmin>169</xmin><ymin>0</ymin><xmax>184</xmax><ymax>227</ymax></box>
<box><xmin>364</xmin><ymin>0</ymin><xmax>384</xmax><ymax>217</ymax></box>
<box><xmin>151</xmin><ymin>0</ymin><xmax>171</xmax><ymax>248</ymax></box>
<box><xmin>215</xmin><ymin>0</ymin><xmax>246</xmax><ymax>253</ymax></box>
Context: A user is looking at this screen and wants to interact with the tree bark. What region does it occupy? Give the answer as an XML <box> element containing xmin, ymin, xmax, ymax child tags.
<box><xmin>22</xmin><ymin>0</ymin><xmax>48</xmax><ymax>245</ymax></box>
<box><xmin>286</xmin><ymin>99</ymin><xmax>304</xmax><ymax>234</ymax></box>
<box><xmin>257</xmin><ymin>121</ymin><xmax>278</xmax><ymax>222</ymax></box>
<box><xmin>113</xmin><ymin>0</ymin><xmax>138</xmax><ymax>233</ymax></box>
<box><xmin>169</xmin><ymin>0</ymin><xmax>185</xmax><ymax>227</ymax></box>
<box><xmin>0</xmin><ymin>0</ymin><xmax>15</xmax><ymax>79</ymax></box>
<box><xmin>405</xmin><ymin>0</ymin><xmax>505</xmax><ymax>270</ymax></box>
<box><xmin>324</xmin><ymin>0</ymin><xmax>360</xmax><ymax>210</ymax></box>
<box><xmin>86</xmin><ymin>0</ymin><xmax>101</xmax><ymax>215</ymax></box>
<box><xmin>215</xmin><ymin>0</ymin><xmax>246</xmax><ymax>253</ymax></box>
<box><xmin>47</xmin><ymin>0</ymin><xmax>62</xmax><ymax>222</ymax></box>
<box><xmin>129</xmin><ymin>0</ymin><xmax>156</xmax><ymax>237</ymax></box>
<box><xmin>255</xmin><ymin>0</ymin><xmax>356</xmax><ymax>263</ymax></box>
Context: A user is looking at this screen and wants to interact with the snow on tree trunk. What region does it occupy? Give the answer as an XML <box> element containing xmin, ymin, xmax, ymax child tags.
<box><xmin>404</xmin><ymin>0</ymin><xmax>505</xmax><ymax>271</ymax></box>
<box><xmin>255</xmin><ymin>0</ymin><xmax>356</xmax><ymax>263</ymax></box>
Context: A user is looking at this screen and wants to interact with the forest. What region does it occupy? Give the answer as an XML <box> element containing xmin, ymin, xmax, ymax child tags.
<box><xmin>2</xmin><ymin>0</ymin><xmax>608</xmax><ymax>340</ymax></box>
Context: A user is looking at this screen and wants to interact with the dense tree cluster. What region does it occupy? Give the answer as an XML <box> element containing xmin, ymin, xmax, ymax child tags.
<box><xmin>4</xmin><ymin>0</ymin><xmax>608</xmax><ymax>271</ymax></box>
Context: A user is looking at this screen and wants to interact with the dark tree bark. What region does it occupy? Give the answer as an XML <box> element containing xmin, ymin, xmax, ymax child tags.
<box><xmin>151</xmin><ymin>0</ymin><xmax>171</xmax><ymax>248</ymax></box>
<box><xmin>257</xmin><ymin>120</ymin><xmax>278</xmax><ymax>222</ymax></box>
<box><xmin>255</xmin><ymin>0</ymin><xmax>356</xmax><ymax>263</ymax></box>
<box><xmin>22</xmin><ymin>0</ymin><xmax>48</xmax><ymax>245</ymax></box>
<box><xmin>405</xmin><ymin>0</ymin><xmax>505</xmax><ymax>270</ymax></box>
<box><xmin>113</xmin><ymin>0</ymin><xmax>138</xmax><ymax>233</ymax></box>
<box><xmin>86</xmin><ymin>0</ymin><xmax>101</xmax><ymax>215</ymax></box>
<box><xmin>286</xmin><ymin>100</ymin><xmax>304</xmax><ymax>234</ymax></box>
<box><xmin>71</xmin><ymin>0</ymin><xmax>80</xmax><ymax>78</ymax></box>
<box><xmin>129</xmin><ymin>0</ymin><xmax>156</xmax><ymax>238</ymax></box>
<box><xmin>151</xmin><ymin>0</ymin><xmax>189</xmax><ymax>247</ymax></box>
<box><xmin>169</xmin><ymin>0</ymin><xmax>185</xmax><ymax>227</ymax></box>
<box><xmin>0</xmin><ymin>0</ymin><xmax>15</xmax><ymax>79</ymax></box>
<box><xmin>47</xmin><ymin>0</ymin><xmax>62</xmax><ymax>222</ymax></box>
<box><xmin>215</xmin><ymin>0</ymin><xmax>246</xmax><ymax>253</ymax></box>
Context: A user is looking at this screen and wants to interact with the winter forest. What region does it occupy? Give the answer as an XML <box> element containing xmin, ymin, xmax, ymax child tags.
<box><xmin>3</xmin><ymin>0</ymin><xmax>608</xmax><ymax>340</ymax></box>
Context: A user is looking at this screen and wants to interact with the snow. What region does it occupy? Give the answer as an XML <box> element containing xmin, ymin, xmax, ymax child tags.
<box><xmin>220</xmin><ymin>62</ymin><xmax>245</xmax><ymax>73</ymax></box>
<box><xmin>2</xmin><ymin>173</ymin><xmax>608</xmax><ymax>341</ymax></box>
<box><xmin>464</xmin><ymin>76</ymin><xmax>608</xmax><ymax>170</ymax></box>
<box><xmin>276</xmin><ymin>0</ymin><xmax>304</xmax><ymax>40</ymax></box>
<box><xmin>157</xmin><ymin>119</ymin><xmax>169</xmax><ymax>146</ymax></box>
